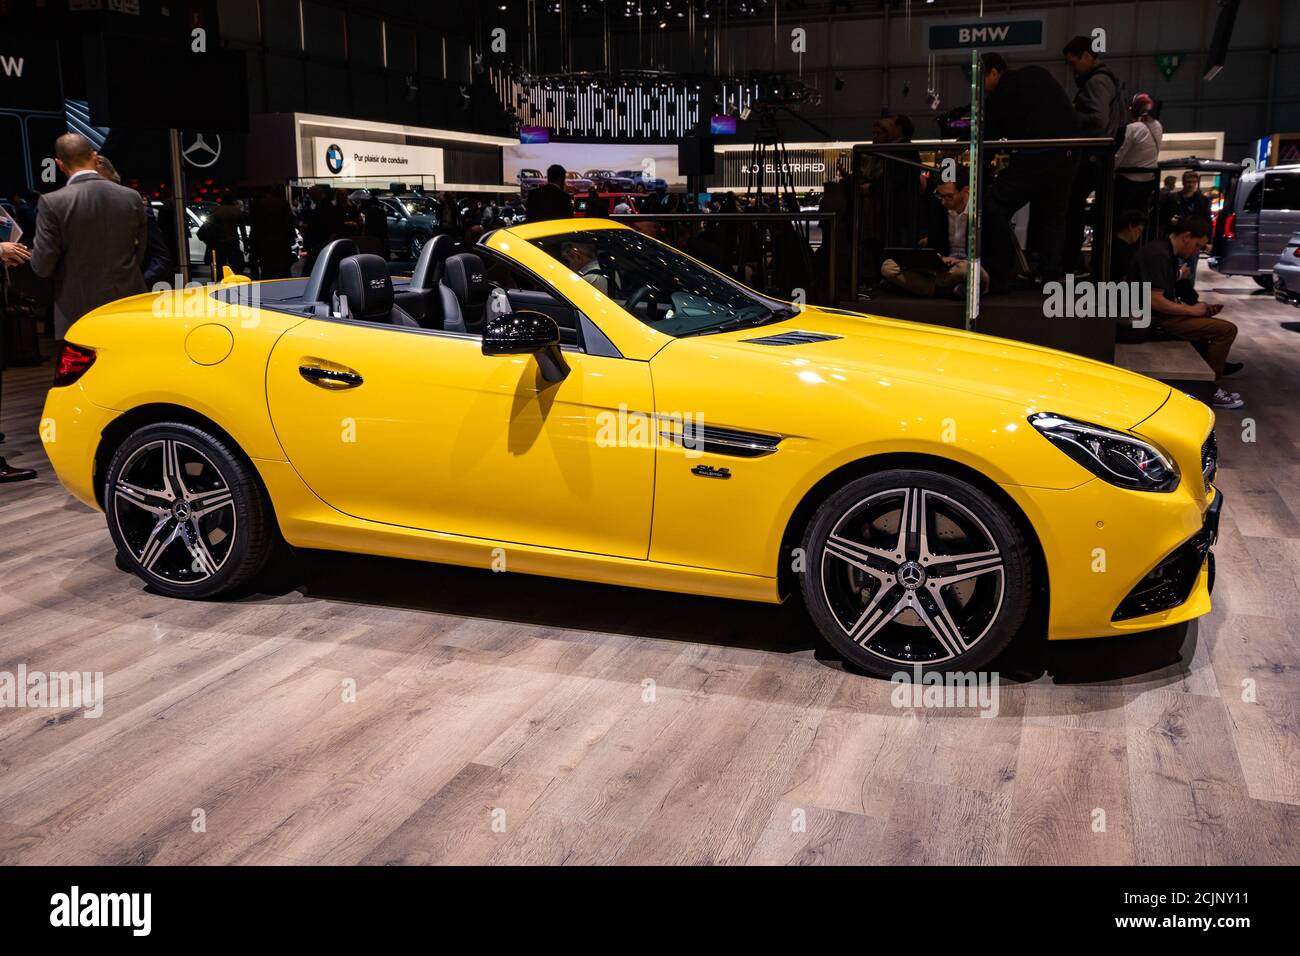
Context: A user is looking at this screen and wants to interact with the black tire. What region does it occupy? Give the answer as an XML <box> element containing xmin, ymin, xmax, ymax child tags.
<box><xmin>1253</xmin><ymin>274</ymin><xmax>1274</xmax><ymax>290</ymax></box>
<box><xmin>799</xmin><ymin>469</ymin><xmax>1031</xmax><ymax>678</ymax></box>
<box><xmin>409</xmin><ymin>232</ymin><xmax>429</xmax><ymax>259</ymax></box>
<box><xmin>103</xmin><ymin>422</ymin><xmax>275</xmax><ymax>599</ymax></box>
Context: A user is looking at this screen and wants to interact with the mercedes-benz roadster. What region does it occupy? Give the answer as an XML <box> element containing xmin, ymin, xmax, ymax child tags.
<box><xmin>41</xmin><ymin>220</ymin><xmax>1220</xmax><ymax>676</ymax></box>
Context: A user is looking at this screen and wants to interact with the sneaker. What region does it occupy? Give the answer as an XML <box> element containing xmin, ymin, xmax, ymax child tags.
<box><xmin>1212</xmin><ymin>388</ymin><xmax>1244</xmax><ymax>409</ymax></box>
<box><xmin>1222</xmin><ymin>361</ymin><xmax>1244</xmax><ymax>377</ymax></box>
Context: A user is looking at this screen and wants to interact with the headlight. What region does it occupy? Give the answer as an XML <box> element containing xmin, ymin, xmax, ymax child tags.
<box><xmin>1029</xmin><ymin>412</ymin><xmax>1180</xmax><ymax>492</ymax></box>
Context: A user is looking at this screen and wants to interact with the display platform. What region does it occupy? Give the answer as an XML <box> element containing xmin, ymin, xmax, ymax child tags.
<box><xmin>853</xmin><ymin>286</ymin><xmax>1118</xmax><ymax>364</ymax></box>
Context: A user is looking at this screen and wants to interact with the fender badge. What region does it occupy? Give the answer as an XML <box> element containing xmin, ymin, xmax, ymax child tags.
<box><xmin>691</xmin><ymin>464</ymin><xmax>731</xmax><ymax>480</ymax></box>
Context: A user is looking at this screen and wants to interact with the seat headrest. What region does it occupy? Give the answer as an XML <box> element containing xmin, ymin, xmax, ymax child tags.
<box><xmin>443</xmin><ymin>253</ymin><xmax>489</xmax><ymax>307</ymax></box>
<box><xmin>303</xmin><ymin>238</ymin><xmax>359</xmax><ymax>305</ymax></box>
<box><xmin>337</xmin><ymin>254</ymin><xmax>394</xmax><ymax>322</ymax></box>
<box><xmin>410</xmin><ymin>234</ymin><xmax>455</xmax><ymax>290</ymax></box>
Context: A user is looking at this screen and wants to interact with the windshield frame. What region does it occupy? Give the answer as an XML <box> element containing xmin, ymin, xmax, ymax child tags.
<box><xmin>528</xmin><ymin>227</ymin><xmax>794</xmax><ymax>338</ymax></box>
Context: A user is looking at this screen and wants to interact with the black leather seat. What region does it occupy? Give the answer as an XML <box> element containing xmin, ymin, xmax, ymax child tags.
<box><xmin>302</xmin><ymin>238</ymin><xmax>358</xmax><ymax>309</ymax></box>
<box><xmin>336</xmin><ymin>254</ymin><xmax>419</xmax><ymax>328</ymax></box>
<box><xmin>438</xmin><ymin>253</ymin><xmax>489</xmax><ymax>334</ymax></box>
<box><xmin>395</xmin><ymin>234</ymin><xmax>454</xmax><ymax>329</ymax></box>
<box><xmin>410</xmin><ymin>233</ymin><xmax>454</xmax><ymax>290</ymax></box>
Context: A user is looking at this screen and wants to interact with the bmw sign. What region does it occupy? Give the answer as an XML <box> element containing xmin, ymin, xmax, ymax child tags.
<box><xmin>325</xmin><ymin>143</ymin><xmax>345</xmax><ymax>175</ymax></box>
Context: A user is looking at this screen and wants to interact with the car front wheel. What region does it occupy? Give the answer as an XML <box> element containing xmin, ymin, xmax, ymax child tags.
<box><xmin>104</xmin><ymin>423</ymin><xmax>275</xmax><ymax>599</ymax></box>
<box><xmin>800</xmin><ymin>469</ymin><xmax>1032</xmax><ymax>677</ymax></box>
<box><xmin>409</xmin><ymin>232</ymin><xmax>429</xmax><ymax>259</ymax></box>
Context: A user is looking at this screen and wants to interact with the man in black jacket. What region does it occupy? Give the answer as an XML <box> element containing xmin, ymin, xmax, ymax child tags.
<box><xmin>1062</xmin><ymin>36</ymin><xmax>1125</xmax><ymax>274</ymax></box>
<box><xmin>525</xmin><ymin>165</ymin><xmax>574</xmax><ymax>223</ymax></box>
<box><xmin>981</xmin><ymin>53</ymin><xmax>1079</xmax><ymax>290</ymax></box>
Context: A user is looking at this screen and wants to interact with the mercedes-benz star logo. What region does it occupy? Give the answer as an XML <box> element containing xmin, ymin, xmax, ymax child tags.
<box><xmin>897</xmin><ymin>561</ymin><xmax>927</xmax><ymax>590</ymax></box>
<box><xmin>325</xmin><ymin>143</ymin><xmax>344</xmax><ymax>174</ymax></box>
<box><xmin>181</xmin><ymin>132</ymin><xmax>222</xmax><ymax>169</ymax></box>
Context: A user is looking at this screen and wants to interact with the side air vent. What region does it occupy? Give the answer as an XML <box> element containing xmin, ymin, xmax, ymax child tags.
<box><xmin>658</xmin><ymin>423</ymin><xmax>782</xmax><ymax>458</ymax></box>
<box><xmin>742</xmin><ymin>330</ymin><xmax>842</xmax><ymax>346</ymax></box>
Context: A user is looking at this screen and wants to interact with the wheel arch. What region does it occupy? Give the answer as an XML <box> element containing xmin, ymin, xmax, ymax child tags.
<box><xmin>776</xmin><ymin>451</ymin><xmax>1049</xmax><ymax>614</ymax></box>
<box><xmin>93</xmin><ymin>403</ymin><xmax>277</xmax><ymax>527</ymax></box>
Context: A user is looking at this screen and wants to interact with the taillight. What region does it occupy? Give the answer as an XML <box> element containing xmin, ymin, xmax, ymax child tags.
<box><xmin>1293</xmin><ymin>245</ymin><xmax>1300</xmax><ymax>258</ymax></box>
<box><xmin>53</xmin><ymin>343</ymin><xmax>96</xmax><ymax>387</ymax></box>
<box><xmin>1223</xmin><ymin>213</ymin><xmax>1236</xmax><ymax>240</ymax></box>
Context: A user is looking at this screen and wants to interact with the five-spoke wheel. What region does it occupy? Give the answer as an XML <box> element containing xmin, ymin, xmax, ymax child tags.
<box><xmin>801</xmin><ymin>469</ymin><xmax>1031</xmax><ymax>676</ymax></box>
<box><xmin>104</xmin><ymin>423</ymin><xmax>275</xmax><ymax>598</ymax></box>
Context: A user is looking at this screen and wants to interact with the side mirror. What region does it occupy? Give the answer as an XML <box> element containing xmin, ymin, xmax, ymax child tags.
<box><xmin>481</xmin><ymin>310</ymin><xmax>569</xmax><ymax>383</ymax></box>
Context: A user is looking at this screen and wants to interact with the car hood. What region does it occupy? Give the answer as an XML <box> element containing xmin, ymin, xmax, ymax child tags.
<box><xmin>688</xmin><ymin>307</ymin><xmax>1171</xmax><ymax>431</ymax></box>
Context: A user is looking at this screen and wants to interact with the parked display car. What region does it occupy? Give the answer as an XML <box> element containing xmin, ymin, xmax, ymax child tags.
<box><xmin>585</xmin><ymin>169</ymin><xmax>638</xmax><ymax>192</ymax></box>
<box><xmin>575</xmin><ymin>193</ymin><xmax>640</xmax><ymax>216</ymax></box>
<box><xmin>517</xmin><ymin>168</ymin><xmax>546</xmax><ymax>193</ymax></box>
<box><xmin>379</xmin><ymin>194</ymin><xmax>441</xmax><ymax>259</ymax></box>
<box><xmin>1271</xmin><ymin>230</ymin><xmax>1300</xmax><ymax>306</ymax></box>
<box><xmin>1211</xmin><ymin>163</ymin><xmax>1300</xmax><ymax>289</ymax></box>
<box><xmin>616</xmin><ymin>168</ymin><xmax>668</xmax><ymax>192</ymax></box>
<box><xmin>564</xmin><ymin>171</ymin><xmax>595</xmax><ymax>194</ymax></box>
<box><xmin>43</xmin><ymin>220</ymin><xmax>1220</xmax><ymax>678</ymax></box>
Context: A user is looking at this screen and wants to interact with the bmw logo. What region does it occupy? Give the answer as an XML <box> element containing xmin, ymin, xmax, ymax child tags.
<box><xmin>325</xmin><ymin>144</ymin><xmax>344</xmax><ymax>174</ymax></box>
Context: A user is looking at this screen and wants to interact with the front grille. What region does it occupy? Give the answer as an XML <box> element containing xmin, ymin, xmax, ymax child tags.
<box><xmin>742</xmin><ymin>331</ymin><xmax>842</xmax><ymax>346</ymax></box>
<box><xmin>1201</xmin><ymin>429</ymin><xmax>1218</xmax><ymax>489</ymax></box>
<box><xmin>1113</xmin><ymin>491</ymin><xmax>1223</xmax><ymax>621</ymax></box>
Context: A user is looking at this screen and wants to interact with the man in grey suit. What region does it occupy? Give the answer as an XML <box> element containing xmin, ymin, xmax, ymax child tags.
<box><xmin>30</xmin><ymin>133</ymin><xmax>147</xmax><ymax>340</ymax></box>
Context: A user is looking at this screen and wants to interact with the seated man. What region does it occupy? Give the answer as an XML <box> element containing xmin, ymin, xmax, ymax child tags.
<box><xmin>561</xmin><ymin>240</ymin><xmax>609</xmax><ymax>294</ymax></box>
<box><xmin>1110</xmin><ymin>208</ymin><xmax>1147</xmax><ymax>281</ymax></box>
<box><xmin>1127</xmin><ymin>216</ymin><xmax>1244</xmax><ymax>409</ymax></box>
<box><xmin>881</xmin><ymin>168</ymin><xmax>988</xmax><ymax>298</ymax></box>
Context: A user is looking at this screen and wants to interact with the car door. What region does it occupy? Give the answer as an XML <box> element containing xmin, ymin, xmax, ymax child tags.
<box><xmin>1219</xmin><ymin>178</ymin><xmax>1261</xmax><ymax>274</ymax></box>
<box><xmin>1261</xmin><ymin>171</ymin><xmax>1300</xmax><ymax>270</ymax></box>
<box><xmin>264</xmin><ymin>312</ymin><xmax>655</xmax><ymax>560</ymax></box>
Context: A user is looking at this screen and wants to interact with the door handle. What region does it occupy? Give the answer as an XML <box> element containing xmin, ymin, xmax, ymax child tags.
<box><xmin>299</xmin><ymin>364</ymin><xmax>363</xmax><ymax>389</ymax></box>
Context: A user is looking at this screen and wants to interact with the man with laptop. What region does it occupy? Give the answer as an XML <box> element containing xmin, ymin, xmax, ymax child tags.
<box><xmin>880</xmin><ymin>167</ymin><xmax>988</xmax><ymax>298</ymax></box>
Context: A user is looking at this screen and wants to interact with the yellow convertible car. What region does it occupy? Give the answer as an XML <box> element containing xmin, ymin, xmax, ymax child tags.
<box><xmin>42</xmin><ymin>219</ymin><xmax>1220</xmax><ymax>677</ymax></box>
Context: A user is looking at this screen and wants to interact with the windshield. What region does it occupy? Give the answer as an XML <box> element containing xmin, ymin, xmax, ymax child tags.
<box><xmin>399</xmin><ymin>196</ymin><xmax>438</xmax><ymax>216</ymax></box>
<box><xmin>530</xmin><ymin>228</ymin><xmax>794</xmax><ymax>337</ymax></box>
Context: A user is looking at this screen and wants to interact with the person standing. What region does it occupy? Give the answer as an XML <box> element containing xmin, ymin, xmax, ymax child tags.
<box><xmin>200</xmin><ymin>193</ymin><xmax>247</xmax><ymax>276</ymax></box>
<box><xmin>525</xmin><ymin>165</ymin><xmax>574</xmax><ymax>223</ymax></box>
<box><xmin>29</xmin><ymin>133</ymin><xmax>147</xmax><ymax>342</ymax></box>
<box><xmin>249</xmin><ymin>187</ymin><xmax>299</xmax><ymax>278</ymax></box>
<box><xmin>583</xmin><ymin>186</ymin><xmax>609</xmax><ymax>218</ymax></box>
<box><xmin>980</xmin><ymin>53</ymin><xmax>1079</xmax><ymax>290</ymax></box>
<box><xmin>95</xmin><ymin>155</ymin><xmax>174</xmax><ymax>289</ymax></box>
<box><xmin>1062</xmin><ymin>36</ymin><xmax>1125</xmax><ymax>275</ymax></box>
<box><xmin>1112</xmin><ymin>94</ymin><xmax>1164</xmax><ymax>231</ymax></box>
<box><xmin>1172</xmin><ymin>171</ymin><xmax>1212</xmax><ymax>286</ymax></box>
<box><xmin>0</xmin><ymin>229</ymin><xmax>37</xmax><ymax>482</ymax></box>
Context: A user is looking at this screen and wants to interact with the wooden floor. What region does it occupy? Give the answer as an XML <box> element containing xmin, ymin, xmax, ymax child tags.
<box><xmin>2</xmin><ymin>273</ymin><xmax>1298</xmax><ymax>865</ymax></box>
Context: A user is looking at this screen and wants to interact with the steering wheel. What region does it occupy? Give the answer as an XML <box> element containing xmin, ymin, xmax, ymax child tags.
<box><xmin>623</xmin><ymin>284</ymin><xmax>654</xmax><ymax>316</ymax></box>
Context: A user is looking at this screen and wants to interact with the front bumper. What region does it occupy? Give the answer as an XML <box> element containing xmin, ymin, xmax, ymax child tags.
<box><xmin>1001</xmin><ymin>390</ymin><xmax>1220</xmax><ymax>641</ymax></box>
<box><xmin>1112</xmin><ymin>488</ymin><xmax>1221</xmax><ymax>621</ymax></box>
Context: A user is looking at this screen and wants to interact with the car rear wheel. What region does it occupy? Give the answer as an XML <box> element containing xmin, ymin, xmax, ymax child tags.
<box><xmin>800</xmin><ymin>469</ymin><xmax>1032</xmax><ymax>678</ymax></box>
<box><xmin>104</xmin><ymin>423</ymin><xmax>275</xmax><ymax>599</ymax></box>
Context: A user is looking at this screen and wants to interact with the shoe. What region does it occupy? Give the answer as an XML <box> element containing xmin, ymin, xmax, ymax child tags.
<box><xmin>1222</xmin><ymin>361</ymin><xmax>1244</xmax><ymax>377</ymax></box>
<box><xmin>0</xmin><ymin>456</ymin><xmax>37</xmax><ymax>482</ymax></box>
<box><xmin>1212</xmin><ymin>388</ymin><xmax>1244</xmax><ymax>409</ymax></box>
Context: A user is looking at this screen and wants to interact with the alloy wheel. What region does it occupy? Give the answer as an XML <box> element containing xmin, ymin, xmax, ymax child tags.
<box><xmin>819</xmin><ymin>487</ymin><xmax>1005</xmax><ymax>666</ymax></box>
<box><xmin>112</xmin><ymin>439</ymin><xmax>237</xmax><ymax>586</ymax></box>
